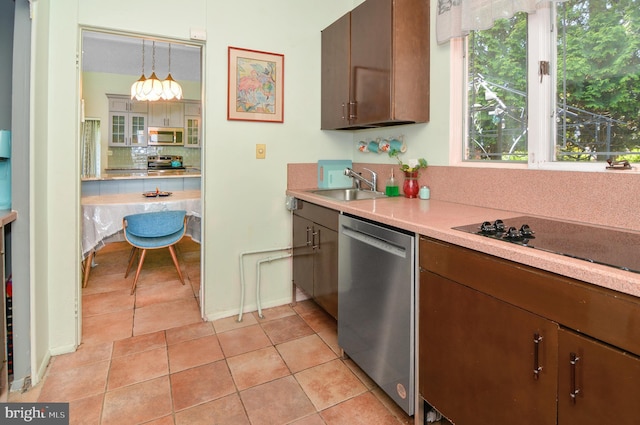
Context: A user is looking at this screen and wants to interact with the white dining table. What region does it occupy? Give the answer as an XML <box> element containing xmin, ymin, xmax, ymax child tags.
<box><xmin>81</xmin><ymin>189</ymin><xmax>201</xmax><ymax>287</ymax></box>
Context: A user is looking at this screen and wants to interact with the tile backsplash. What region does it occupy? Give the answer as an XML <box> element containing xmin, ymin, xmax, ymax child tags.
<box><xmin>108</xmin><ymin>146</ymin><xmax>202</xmax><ymax>169</ymax></box>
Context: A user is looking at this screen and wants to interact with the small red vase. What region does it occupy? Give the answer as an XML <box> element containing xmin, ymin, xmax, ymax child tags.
<box><xmin>403</xmin><ymin>171</ymin><xmax>419</xmax><ymax>198</ymax></box>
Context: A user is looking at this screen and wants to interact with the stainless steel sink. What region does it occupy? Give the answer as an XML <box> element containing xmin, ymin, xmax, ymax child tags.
<box><xmin>310</xmin><ymin>188</ymin><xmax>387</xmax><ymax>201</ymax></box>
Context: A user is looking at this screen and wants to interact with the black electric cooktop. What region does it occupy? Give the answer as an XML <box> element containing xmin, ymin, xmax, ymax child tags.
<box><xmin>453</xmin><ymin>216</ymin><xmax>640</xmax><ymax>274</ymax></box>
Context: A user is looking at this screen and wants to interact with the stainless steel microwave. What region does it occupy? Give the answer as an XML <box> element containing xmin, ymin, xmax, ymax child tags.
<box><xmin>148</xmin><ymin>127</ymin><xmax>184</xmax><ymax>146</ymax></box>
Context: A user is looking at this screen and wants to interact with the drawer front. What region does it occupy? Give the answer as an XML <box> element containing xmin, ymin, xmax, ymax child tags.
<box><xmin>419</xmin><ymin>236</ymin><xmax>640</xmax><ymax>356</ymax></box>
<box><xmin>293</xmin><ymin>200</ymin><xmax>338</xmax><ymax>230</ymax></box>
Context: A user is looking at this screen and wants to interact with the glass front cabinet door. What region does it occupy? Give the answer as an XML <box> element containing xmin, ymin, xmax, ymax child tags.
<box><xmin>185</xmin><ymin>115</ymin><xmax>201</xmax><ymax>147</ymax></box>
<box><xmin>108</xmin><ymin>112</ymin><xmax>147</xmax><ymax>147</ymax></box>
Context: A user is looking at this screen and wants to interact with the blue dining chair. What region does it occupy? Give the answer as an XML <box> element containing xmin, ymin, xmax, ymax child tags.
<box><xmin>123</xmin><ymin>210</ymin><xmax>188</xmax><ymax>295</ymax></box>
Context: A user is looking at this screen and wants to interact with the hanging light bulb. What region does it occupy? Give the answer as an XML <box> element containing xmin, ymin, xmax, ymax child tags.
<box><xmin>130</xmin><ymin>39</ymin><xmax>147</xmax><ymax>100</ymax></box>
<box><xmin>162</xmin><ymin>43</ymin><xmax>183</xmax><ymax>100</ymax></box>
<box><xmin>141</xmin><ymin>41</ymin><xmax>164</xmax><ymax>101</ymax></box>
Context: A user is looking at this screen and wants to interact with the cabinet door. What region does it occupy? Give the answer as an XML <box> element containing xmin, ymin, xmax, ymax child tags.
<box><xmin>108</xmin><ymin>112</ymin><xmax>127</xmax><ymax>146</ymax></box>
<box><xmin>167</xmin><ymin>102</ymin><xmax>184</xmax><ymax>127</ymax></box>
<box><xmin>109</xmin><ymin>113</ymin><xmax>147</xmax><ymax>146</ymax></box>
<box><xmin>108</xmin><ymin>96</ymin><xmax>147</xmax><ymax>114</ymax></box>
<box><xmin>129</xmin><ymin>100</ymin><xmax>148</xmax><ymax>114</ymax></box>
<box><xmin>420</xmin><ymin>270</ymin><xmax>558</xmax><ymax>425</ymax></box>
<box><xmin>313</xmin><ymin>225</ymin><xmax>338</xmax><ymax>319</ymax></box>
<box><xmin>350</xmin><ymin>0</ymin><xmax>391</xmax><ymax>125</ymax></box>
<box><xmin>185</xmin><ymin>116</ymin><xmax>201</xmax><ymax>147</ymax></box>
<box><xmin>184</xmin><ymin>102</ymin><xmax>201</xmax><ymax>116</ymax></box>
<box><xmin>129</xmin><ymin>114</ymin><xmax>147</xmax><ymax>146</ymax></box>
<box><xmin>148</xmin><ymin>103</ymin><xmax>164</xmax><ymax>127</ymax></box>
<box><xmin>108</xmin><ymin>96</ymin><xmax>130</xmax><ymax>112</ymax></box>
<box><xmin>558</xmin><ymin>329</ymin><xmax>640</xmax><ymax>425</ymax></box>
<box><xmin>321</xmin><ymin>13</ymin><xmax>351</xmax><ymax>130</ymax></box>
<box><xmin>292</xmin><ymin>214</ymin><xmax>314</xmax><ymax>297</ymax></box>
<box><xmin>149</xmin><ymin>102</ymin><xmax>184</xmax><ymax>127</ymax></box>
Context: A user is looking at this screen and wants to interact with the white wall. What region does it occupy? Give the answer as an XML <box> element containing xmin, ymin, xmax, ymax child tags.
<box><xmin>30</xmin><ymin>0</ymin><xmax>450</xmax><ymax>383</ymax></box>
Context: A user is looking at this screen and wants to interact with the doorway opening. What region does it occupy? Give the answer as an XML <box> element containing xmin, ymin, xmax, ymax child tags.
<box><xmin>79</xmin><ymin>28</ymin><xmax>205</xmax><ymax>342</ymax></box>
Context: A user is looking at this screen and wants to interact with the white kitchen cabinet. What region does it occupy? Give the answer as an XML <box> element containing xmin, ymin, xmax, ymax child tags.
<box><xmin>107</xmin><ymin>95</ymin><xmax>148</xmax><ymax>147</ymax></box>
<box><xmin>148</xmin><ymin>101</ymin><xmax>184</xmax><ymax>127</ymax></box>
<box><xmin>183</xmin><ymin>101</ymin><xmax>202</xmax><ymax>147</ymax></box>
<box><xmin>184</xmin><ymin>116</ymin><xmax>201</xmax><ymax>148</ymax></box>
<box><xmin>108</xmin><ymin>95</ymin><xmax>147</xmax><ymax>114</ymax></box>
<box><xmin>184</xmin><ymin>101</ymin><xmax>201</xmax><ymax>116</ymax></box>
<box><xmin>108</xmin><ymin>111</ymin><xmax>147</xmax><ymax>147</ymax></box>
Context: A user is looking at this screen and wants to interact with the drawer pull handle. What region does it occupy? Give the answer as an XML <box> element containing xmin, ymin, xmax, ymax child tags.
<box><xmin>533</xmin><ymin>333</ymin><xmax>543</xmax><ymax>379</ymax></box>
<box><xmin>312</xmin><ymin>228</ymin><xmax>320</xmax><ymax>249</ymax></box>
<box><xmin>306</xmin><ymin>227</ymin><xmax>312</xmax><ymax>246</ymax></box>
<box><xmin>570</xmin><ymin>352</ymin><xmax>581</xmax><ymax>403</ymax></box>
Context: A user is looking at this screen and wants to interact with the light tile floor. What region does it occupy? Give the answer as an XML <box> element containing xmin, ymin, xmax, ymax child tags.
<box><xmin>8</xmin><ymin>239</ymin><xmax>426</xmax><ymax>424</ymax></box>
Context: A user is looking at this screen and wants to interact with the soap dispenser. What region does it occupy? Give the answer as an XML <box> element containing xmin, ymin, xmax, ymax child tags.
<box><xmin>385</xmin><ymin>168</ymin><xmax>400</xmax><ymax>197</ymax></box>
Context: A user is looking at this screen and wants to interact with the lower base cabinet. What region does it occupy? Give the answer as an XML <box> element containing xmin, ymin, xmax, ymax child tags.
<box><xmin>419</xmin><ymin>236</ymin><xmax>640</xmax><ymax>425</ymax></box>
<box><xmin>558</xmin><ymin>329</ymin><xmax>640</xmax><ymax>425</ymax></box>
<box><xmin>420</xmin><ymin>270</ymin><xmax>558</xmax><ymax>425</ymax></box>
<box><xmin>292</xmin><ymin>201</ymin><xmax>338</xmax><ymax>319</ymax></box>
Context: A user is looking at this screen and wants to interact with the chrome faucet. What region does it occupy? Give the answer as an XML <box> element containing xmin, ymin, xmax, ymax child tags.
<box><xmin>344</xmin><ymin>167</ymin><xmax>378</xmax><ymax>191</ymax></box>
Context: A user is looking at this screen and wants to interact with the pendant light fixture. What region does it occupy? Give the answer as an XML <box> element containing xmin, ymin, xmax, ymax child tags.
<box><xmin>141</xmin><ymin>41</ymin><xmax>164</xmax><ymax>101</ymax></box>
<box><xmin>130</xmin><ymin>40</ymin><xmax>147</xmax><ymax>100</ymax></box>
<box><xmin>162</xmin><ymin>43</ymin><xmax>183</xmax><ymax>100</ymax></box>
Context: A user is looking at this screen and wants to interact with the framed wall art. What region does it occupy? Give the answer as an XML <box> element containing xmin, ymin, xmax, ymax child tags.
<box><xmin>227</xmin><ymin>46</ymin><xmax>284</xmax><ymax>123</ymax></box>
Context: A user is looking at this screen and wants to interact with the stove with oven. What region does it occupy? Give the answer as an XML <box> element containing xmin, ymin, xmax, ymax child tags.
<box><xmin>147</xmin><ymin>155</ymin><xmax>185</xmax><ymax>174</ymax></box>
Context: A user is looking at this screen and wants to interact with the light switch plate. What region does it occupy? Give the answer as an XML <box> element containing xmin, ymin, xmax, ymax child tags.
<box><xmin>256</xmin><ymin>144</ymin><xmax>266</xmax><ymax>159</ymax></box>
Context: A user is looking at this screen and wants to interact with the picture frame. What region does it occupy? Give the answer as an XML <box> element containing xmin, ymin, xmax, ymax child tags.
<box><xmin>227</xmin><ymin>46</ymin><xmax>284</xmax><ymax>123</ymax></box>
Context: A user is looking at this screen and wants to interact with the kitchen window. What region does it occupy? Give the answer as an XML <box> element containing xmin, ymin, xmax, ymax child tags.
<box><xmin>455</xmin><ymin>0</ymin><xmax>640</xmax><ymax>169</ymax></box>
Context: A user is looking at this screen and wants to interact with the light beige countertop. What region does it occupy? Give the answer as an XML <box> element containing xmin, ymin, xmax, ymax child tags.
<box><xmin>287</xmin><ymin>187</ymin><xmax>640</xmax><ymax>299</ymax></box>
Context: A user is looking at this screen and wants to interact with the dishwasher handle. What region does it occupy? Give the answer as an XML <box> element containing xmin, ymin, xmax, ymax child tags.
<box><xmin>341</xmin><ymin>226</ymin><xmax>407</xmax><ymax>258</ymax></box>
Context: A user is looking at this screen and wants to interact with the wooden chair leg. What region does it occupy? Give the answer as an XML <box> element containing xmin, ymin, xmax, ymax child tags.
<box><xmin>82</xmin><ymin>251</ymin><xmax>94</xmax><ymax>288</ymax></box>
<box><xmin>168</xmin><ymin>245</ymin><xmax>186</xmax><ymax>285</ymax></box>
<box><xmin>130</xmin><ymin>248</ymin><xmax>148</xmax><ymax>295</ymax></box>
<box><xmin>125</xmin><ymin>246</ymin><xmax>138</xmax><ymax>278</ymax></box>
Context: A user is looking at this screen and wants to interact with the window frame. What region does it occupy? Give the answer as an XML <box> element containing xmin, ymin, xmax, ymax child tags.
<box><xmin>449</xmin><ymin>2</ymin><xmax>627</xmax><ymax>173</ymax></box>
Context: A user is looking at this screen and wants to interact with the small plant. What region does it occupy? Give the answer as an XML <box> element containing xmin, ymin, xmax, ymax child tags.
<box><xmin>389</xmin><ymin>149</ymin><xmax>428</xmax><ymax>172</ymax></box>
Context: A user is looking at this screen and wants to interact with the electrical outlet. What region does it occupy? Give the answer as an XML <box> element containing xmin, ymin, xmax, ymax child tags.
<box><xmin>107</xmin><ymin>150</ymin><xmax>113</xmax><ymax>156</ymax></box>
<box><xmin>256</xmin><ymin>144</ymin><xmax>266</xmax><ymax>159</ymax></box>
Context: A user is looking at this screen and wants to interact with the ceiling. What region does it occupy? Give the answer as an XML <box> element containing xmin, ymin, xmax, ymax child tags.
<box><xmin>81</xmin><ymin>31</ymin><xmax>202</xmax><ymax>82</ymax></box>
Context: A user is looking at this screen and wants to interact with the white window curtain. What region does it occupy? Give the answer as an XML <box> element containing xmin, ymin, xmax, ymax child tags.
<box><xmin>436</xmin><ymin>0</ymin><xmax>568</xmax><ymax>44</ymax></box>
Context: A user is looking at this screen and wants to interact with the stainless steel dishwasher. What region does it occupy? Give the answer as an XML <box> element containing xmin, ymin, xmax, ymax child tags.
<box><xmin>338</xmin><ymin>214</ymin><xmax>416</xmax><ymax>415</ymax></box>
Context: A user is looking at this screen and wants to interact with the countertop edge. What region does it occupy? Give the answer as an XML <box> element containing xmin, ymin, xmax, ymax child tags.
<box><xmin>287</xmin><ymin>189</ymin><xmax>640</xmax><ymax>299</ymax></box>
<box><xmin>82</xmin><ymin>172</ymin><xmax>201</xmax><ymax>181</ymax></box>
<box><xmin>0</xmin><ymin>210</ymin><xmax>17</xmax><ymax>226</ymax></box>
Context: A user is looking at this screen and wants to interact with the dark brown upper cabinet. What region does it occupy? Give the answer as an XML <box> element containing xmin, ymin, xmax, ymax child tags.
<box><xmin>321</xmin><ymin>0</ymin><xmax>430</xmax><ymax>130</ymax></box>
